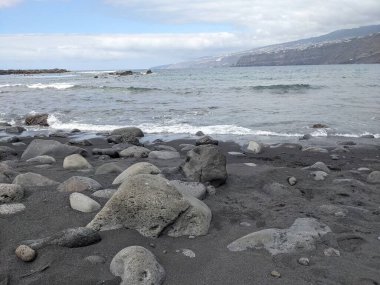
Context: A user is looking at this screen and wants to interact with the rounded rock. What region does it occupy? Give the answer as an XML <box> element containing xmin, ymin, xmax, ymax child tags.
<box><xmin>63</xmin><ymin>154</ymin><xmax>92</xmax><ymax>170</ymax></box>
<box><xmin>15</xmin><ymin>245</ymin><xmax>36</xmax><ymax>262</ymax></box>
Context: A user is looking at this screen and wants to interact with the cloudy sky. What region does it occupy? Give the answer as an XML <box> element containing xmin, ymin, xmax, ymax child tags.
<box><xmin>0</xmin><ymin>0</ymin><xmax>379</xmax><ymax>69</ymax></box>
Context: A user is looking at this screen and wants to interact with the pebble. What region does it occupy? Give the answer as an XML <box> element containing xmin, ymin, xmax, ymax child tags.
<box><xmin>287</xmin><ymin>176</ymin><xmax>297</xmax><ymax>186</ymax></box>
<box><xmin>298</xmin><ymin>257</ymin><xmax>310</xmax><ymax>266</ymax></box>
<box><xmin>228</xmin><ymin>151</ymin><xmax>245</xmax><ymax>156</ymax></box>
<box><xmin>358</xmin><ymin>167</ymin><xmax>371</xmax><ymax>172</ymax></box>
<box><xmin>311</xmin><ymin>171</ymin><xmax>328</xmax><ymax>181</ymax></box>
<box><xmin>240</xmin><ymin>222</ymin><xmax>251</xmax><ymax>227</ymax></box>
<box><xmin>84</xmin><ymin>255</ymin><xmax>106</xmax><ymax>264</ymax></box>
<box><xmin>324</xmin><ymin>247</ymin><xmax>340</xmax><ymax>257</ymax></box>
<box><xmin>271</xmin><ymin>270</ymin><xmax>281</xmax><ymax>278</ymax></box>
<box><xmin>206</xmin><ymin>185</ymin><xmax>216</xmax><ymax>196</ymax></box>
<box><xmin>0</xmin><ymin>203</ymin><xmax>26</xmax><ymax>215</ymax></box>
<box><xmin>149</xmin><ymin>243</ymin><xmax>156</xmax><ymax>248</ymax></box>
<box><xmin>177</xmin><ymin>249</ymin><xmax>196</xmax><ymax>258</ymax></box>
<box><xmin>15</xmin><ymin>245</ymin><xmax>36</xmax><ymax>262</ymax></box>
<box><xmin>330</xmin><ymin>154</ymin><xmax>340</xmax><ymax>160</ymax></box>
<box><xmin>244</xmin><ymin>163</ymin><xmax>257</xmax><ymax>167</ymax></box>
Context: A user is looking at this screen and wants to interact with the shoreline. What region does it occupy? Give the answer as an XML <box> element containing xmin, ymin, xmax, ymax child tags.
<box><xmin>1</xmin><ymin>129</ymin><xmax>380</xmax><ymax>284</ymax></box>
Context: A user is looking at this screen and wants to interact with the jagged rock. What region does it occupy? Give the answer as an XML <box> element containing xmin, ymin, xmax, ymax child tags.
<box><xmin>119</xmin><ymin>146</ymin><xmax>151</xmax><ymax>158</ymax></box>
<box><xmin>63</xmin><ymin>154</ymin><xmax>92</xmax><ymax>170</ymax></box>
<box><xmin>0</xmin><ymin>203</ymin><xmax>25</xmax><ymax>215</ymax></box>
<box><xmin>22</xmin><ymin>227</ymin><xmax>101</xmax><ymax>249</ymax></box>
<box><xmin>0</xmin><ymin>184</ymin><xmax>24</xmax><ymax>203</ymax></box>
<box><xmin>25</xmin><ymin>113</ymin><xmax>49</xmax><ymax>126</ymax></box>
<box><xmin>110</xmin><ymin>246</ymin><xmax>165</xmax><ymax>285</ymax></box>
<box><xmin>303</xmin><ymin>161</ymin><xmax>330</xmax><ymax>173</ymax></box>
<box><xmin>227</xmin><ymin>218</ymin><xmax>331</xmax><ymax>255</ymax></box>
<box><xmin>311</xmin><ymin>171</ymin><xmax>328</xmax><ymax>181</ymax></box>
<box><xmin>87</xmin><ymin>174</ymin><xmax>189</xmax><ymax>238</ymax></box>
<box><xmin>195</xmin><ymin>131</ymin><xmax>205</xmax><ymax>136</ymax></box>
<box><xmin>166</xmin><ymin>195</ymin><xmax>211</xmax><ymax>237</ymax></box>
<box><xmin>92</xmin><ymin>148</ymin><xmax>120</xmax><ymax>158</ymax></box>
<box><xmin>21</xmin><ymin>139</ymin><xmax>87</xmax><ymax>160</ymax></box>
<box><xmin>148</xmin><ymin>151</ymin><xmax>180</xmax><ymax>160</ymax></box>
<box><xmin>246</xmin><ymin>141</ymin><xmax>263</xmax><ymax>154</ymax></box>
<box><xmin>181</xmin><ymin>145</ymin><xmax>227</xmax><ymax>187</ymax></box>
<box><xmin>169</xmin><ymin>180</ymin><xmax>207</xmax><ymax>200</ymax></box>
<box><xmin>57</xmin><ymin>176</ymin><xmax>102</xmax><ymax>192</ymax></box>
<box><xmin>70</xmin><ymin>193</ymin><xmax>101</xmax><ymax>213</ymax></box>
<box><xmin>95</xmin><ymin>163</ymin><xmax>123</xmax><ymax>175</ymax></box>
<box><xmin>367</xmin><ymin>171</ymin><xmax>380</xmax><ymax>184</ymax></box>
<box><xmin>195</xmin><ymin>136</ymin><xmax>218</xmax><ymax>146</ymax></box>
<box><xmin>13</xmin><ymin>173</ymin><xmax>58</xmax><ymax>188</ymax></box>
<box><xmin>26</xmin><ymin>155</ymin><xmax>56</xmax><ymax>164</ymax></box>
<box><xmin>111</xmin><ymin>127</ymin><xmax>144</xmax><ymax>143</ymax></box>
<box><xmin>112</xmin><ymin>162</ymin><xmax>161</xmax><ymax>185</ymax></box>
<box><xmin>49</xmin><ymin>132</ymin><xmax>68</xmax><ymax>138</ymax></box>
<box><xmin>15</xmin><ymin>245</ymin><xmax>36</xmax><ymax>262</ymax></box>
<box><xmin>92</xmin><ymin>189</ymin><xmax>117</xmax><ymax>199</ymax></box>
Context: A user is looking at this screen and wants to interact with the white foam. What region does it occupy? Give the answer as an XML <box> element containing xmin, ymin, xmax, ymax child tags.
<box><xmin>26</xmin><ymin>83</ymin><xmax>75</xmax><ymax>90</ymax></box>
<box><xmin>76</xmin><ymin>70</ymin><xmax>116</xmax><ymax>74</ymax></box>
<box><xmin>0</xmin><ymin>84</ymin><xmax>22</xmax><ymax>88</ymax></box>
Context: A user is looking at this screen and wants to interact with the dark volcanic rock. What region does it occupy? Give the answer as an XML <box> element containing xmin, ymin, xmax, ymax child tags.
<box><xmin>196</xmin><ymin>135</ymin><xmax>219</xmax><ymax>146</ymax></box>
<box><xmin>0</xmin><ymin>69</ymin><xmax>68</xmax><ymax>75</ymax></box>
<box><xmin>110</xmin><ymin>127</ymin><xmax>144</xmax><ymax>144</ymax></box>
<box><xmin>110</xmin><ymin>70</ymin><xmax>133</xmax><ymax>76</ymax></box>
<box><xmin>92</xmin><ymin>148</ymin><xmax>119</xmax><ymax>158</ymax></box>
<box><xmin>312</xmin><ymin>124</ymin><xmax>328</xmax><ymax>129</ymax></box>
<box><xmin>181</xmin><ymin>145</ymin><xmax>227</xmax><ymax>187</ymax></box>
<box><xmin>25</xmin><ymin>113</ymin><xmax>49</xmax><ymax>126</ymax></box>
<box><xmin>5</xmin><ymin>126</ymin><xmax>26</xmax><ymax>134</ymax></box>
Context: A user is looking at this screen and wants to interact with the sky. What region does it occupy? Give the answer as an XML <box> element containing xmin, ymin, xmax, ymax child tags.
<box><xmin>0</xmin><ymin>0</ymin><xmax>380</xmax><ymax>69</ymax></box>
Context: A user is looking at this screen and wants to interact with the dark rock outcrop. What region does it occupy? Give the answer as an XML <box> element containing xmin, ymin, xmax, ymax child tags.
<box><xmin>25</xmin><ymin>113</ymin><xmax>49</xmax><ymax>126</ymax></box>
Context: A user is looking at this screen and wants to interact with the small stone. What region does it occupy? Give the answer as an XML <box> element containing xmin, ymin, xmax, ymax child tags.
<box><xmin>195</xmin><ymin>131</ymin><xmax>204</xmax><ymax>136</ymax></box>
<box><xmin>179</xmin><ymin>249</ymin><xmax>196</xmax><ymax>258</ymax></box>
<box><xmin>244</xmin><ymin>163</ymin><xmax>257</xmax><ymax>167</ymax></box>
<box><xmin>358</xmin><ymin>167</ymin><xmax>370</xmax><ymax>172</ymax></box>
<box><xmin>240</xmin><ymin>222</ymin><xmax>251</xmax><ymax>227</ymax></box>
<box><xmin>0</xmin><ymin>203</ymin><xmax>25</xmax><ymax>215</ymax></box>
<box><xmin>15</xmin><ymin>245</ymin><xmax>36</xmax><ymax>262</ymax></box>
<box><xmin>298</xmin><ymin>257</ymin><xmax>310</xmax><ymax>266</ymax></box>
<box><xmin>149</xmin><ymin>243</ymin><xmax>156</xmax><ymax>248</ymax></box>
<box><xmin>85</xmin><ymin>255</ymin><xmax>106</xmax><ymax>264</ymax></box>
<box><xmin>367</xmin><ymin>171</ymin><xmax>380</xmax><ymax>184</ymax></box>
<box><xmin>311</xmin><ymin>171</ymin><xmax>328</xmax><ymax>181</ymax></box>
<box><xmin>70</xmin><ymin>193</ymin><xmax>101</xmax><ymax>213</ymax></box>
<box><xmin>287</xmin><ymin>177</ymin><xmax>297</xmax><ymax>186</ymax></box>
<box><xmin>300</xmin><ymin>134</ymin><xmax>312</xmax><ymax>140</ymax></box>
<box><xmin>228</xmin><ymin>151</ymin><xmax>245</xmax><ymax>156</ymax></box>
<box><xmin>188</xmin><ymin>235</ymin><xmax>196</xmax><ymax>239</ymax></box>
<box><xmin>324</xmin><ymin>248</ymin><xmax>340</xmax><ymax>257</ymax></box>
<box><xmin>162</xmin><ymin>250</ymin><xmax>167</xmax><ymax>254</ymax></box>
<box><xmin>271</xmin><ymin>270</ymin><xmax>281</xmax><ymax>278</ymax></box>
<box><xmin>330</xmin><ymin>154</ymin><xmax>339</xmax><ymax>160</ymax></box>
<box><xmin>206</xmin><ymin>185</ymin><xmax>216</xmax><ymax>196</ymax></box>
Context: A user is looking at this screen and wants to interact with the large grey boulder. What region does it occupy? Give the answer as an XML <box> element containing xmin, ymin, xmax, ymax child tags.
<box><xmin>0</xmin><ymin>184</ymin><xmax>24</xmax><ymax>204</ymax></box>
<box><xmin>119</xmin><ymin>146</ymin><xmax>151</xmax><ymax>158</ymax></box>
<box><xmin>110</xmin><ymin>246</ymin><xmax>165</xmax><ymax>285</ymax></box>
<box><xmin>13</xmin><ymin>173</ymin><xmax>59</xmax><ymax>188</ymax></box>
<box><xmin>148</xmin><ymin>151</ymin><xmax>180</xmax><ymax>160</ymax></box>
<box><xmin>169</xmin><ymin>180</ymin><xmax>207</xmax><ymax>200</ymax></box>
<box><xmin>57</xmin><ymin>176</ymin><xmax>102</xmax><ymax>193</ymax></box>
<box><xmin>181</xmin><ymin>145</ymin><xmax>227</xmax><ymax>186</ymax></box>
<box><xmin>111</xmin><ymin>127</ymin><xmax>144</xmax><ymax>144</ymax></box>
<box><xmin>95</xmin><ymin>163</ymin><xmax>123</xmax><ymax>175</ymax></box>
<box><xmin>166</xmin><ymin>195</ymin><xmax>211</xmax><ymax>237</ymax></box>
<box><xmin>87</xmin><ymin>174</ymin><xmax>189</xmax><ymax>237</ymax></box>
<box><xmin>367</xmin><ymin>171</ymin><xmax>380</xmax><ymax>184</ymax></box>
<box><xmin>227</xmin><ymin>218</ymin><xmax>331</xmax><ymax>255</ymax></box>
<box><xmin>70</xmin><ymin>192</ymin><xmax>101</xmax><ymax>213</ymax></box>
<box><xmin>21</xmin><ymin>139</ymin><xmax>87</xmax><ymax>160</ymax></box>
<box><xmin>22</xmin><ymin>227</ymin><xmax>101</xmax><ymax>249</ymax></box>
<box><xmin>112</xmin><ymin>162</ymin><xmax>161</xmax><ymax>185</ymax></box>
<box><xmin>63</xmin><ymin>154</ymin><xmax>92</xmax><ymax>170</ymax></box>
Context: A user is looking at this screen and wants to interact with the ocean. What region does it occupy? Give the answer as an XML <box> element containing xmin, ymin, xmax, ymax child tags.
<box><xmin>1</xmin><ymin>65</ymin><xmax>379</xmax><ymax>142</ymax></box>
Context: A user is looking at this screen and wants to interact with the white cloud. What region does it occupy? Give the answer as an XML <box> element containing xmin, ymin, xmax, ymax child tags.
<box><xmin>0</xmin><ymin>33</ymin><xmax>253</xmax><ymax>69</ymax></box>
<box><xmin>0</xmin><ymin>0</ymin><xmax>21</xmax><ymax>8</ymax></box>
<box><xmin>105</xmin><ymin>0</ymin><xmax>380</xmax><ymax>42</ymax></box>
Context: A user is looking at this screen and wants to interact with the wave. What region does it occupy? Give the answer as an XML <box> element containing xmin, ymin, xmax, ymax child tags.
<box><xmin>0</xmin><ymin>83</ymin><xmax>75</xmax><ymax>90</ymax></box>
<box><xmin>250</xmin><ymin>84</ymin><xmax>319</xmax><ymax>92</ymax></box>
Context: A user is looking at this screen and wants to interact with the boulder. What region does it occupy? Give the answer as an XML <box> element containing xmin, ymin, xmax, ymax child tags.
<box><xmin>195</xmin><ymin>135</ymin><xmax>218</xmax><ymax>146</ymax></box>
<box><xmin>112</xmin><ymin>162</ymin><xmax>161</xmax><ymax>185</ymax></box>
<box><xmin>70</xmin><ymin>193</ymin><xmax>101</xmax><ymax>213</ymax></box>
<box><xmin>246</xmin><ymin>141</ymin><xmax>263</xmax><ymax>154</ymax></box>
<box><xmin>0</xmin><ymin>184</ymin><xmax>24</xmax><ymax>204</ymax></box>
<box><xmin>111</xmin><ymin>127</ymin><xmax>144</xmax><ymax>143</ymax></box>
<box><xmin>169</xmin><ymin>180</ymin><xmax>206</xmax><ymax>200</ymax></box>
<box><xmin>311</xmin><ymin>171</ymin><xmax>328</xmax><ymax>181</ymax></box>
<box><xmin>148</xmin><ymin>151</ymin><xmax>180</xmax><ymax>160</ymax></box>
<box><xmin>0</xmin><ymin>146</ymin><xmax>17</xmax><ymax>160</ymax></box>
<box><xmin>5</xmin><ymin>126</ymin><xmax>26</xmax><ymax>134</ymax></box>
<box><xmin>181</xmin><ymin>145</ymin><xmax>227</xmax><ymax>186</ymax></box>
<box><xmin>95</xmin><ymin>163</ymin><xmax>123</xmax><ymax>175</ymax></box>
<box><xmin>119</xmin><ymin>146</ymin><xmax>151</xmax><ymax>158</ymax></box>
<box><xmin>87</xmin><ymin>174</ymin><xmax>189</xmax><ymax>238</ymax></box>
<box><xmin>227</xmin><ymin>218</ymin><xmax>331</xmax><ymax>255</ymax></box>
<box><xmin>22</xmin><ymin>227</ymin><xmax>101</xmax><ymax>249</ymax></box>
<box><xmin>92</xmin><ymin>189</ymin><xmax>117</xmax><ymax>199</ymax></box>
<box><xmin>92</xmin><ymin>148</ymin><xmax>120</xmax><ymax>158</ymax></box>
<box><xmin>13</xmin><ymin>173</ymin><xmax>58</xmax><ymax>188</ymax></box>
<box><xmin>195</xmin><ymin>131</ymin><xmax>205</xmax><ymax>136</ymax></box>
<box><xmin>110</xmin><ymin>246</ymin><xmax>165</xmax><ymax>285</ymax></box>
<box><xmin>21</xmin><ymin>139</ymin><xmax>87</xmax><ymax>160</ymax></box>
<box><xmin>299</xmin><ymin>134</ymin><xmax>312</xmax><ymax>140</ymax></box>
<box><xmin>303</xmin><ymin>161</ymin><xmax>330</xmax><ymax>173</ymax></box>
<box><xmin>63</xmin><ymin>154</ymin><xmax>92</xmax><ymax>170</ymax></box>
<box><xmin>0</xmin><ymin>203</ymin><xmax>25</xmax><ymax>215</ymax></box>
<box><xmin>68</xmin><ymin>139</ymin><xmax>92</xmax><ymax>146</ymax></box>
<box><xmin>26</xmin><ymin>155</ymin><xmax>56</xmax><ymax>164</ymax></box>
<box><xmin>153</xmin><ymin>145</ymin><xmax>177</xmax><ymax>152</ymax></box>
<box><xmin>312</xmin><ymin>124</ymin><xmax>328</xmax><ymax>128</ymax></box>
<box><xmin>25</xmin><ymin>113</ymin><xmax>49</xmax><ymax>126</ymax></box>
<box><xmin>57</xmin><ymin>176</ymin><xmax>102</xmax><ymax>193</ymax></box>
<box><xmin>367</xmin><ymin>171</ymin><xmax>380</xmax><ymax>184</ymax></box>
<box><xmin>166</xmin><ymin>195</ymin><xmax>211</xmax><ymax>237</ymax></box>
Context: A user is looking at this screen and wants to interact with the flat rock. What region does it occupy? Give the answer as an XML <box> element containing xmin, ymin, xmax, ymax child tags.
<box><xmin>95</xmin><ymin>163</ymin><xmax>123</xmax><ymax>175</ymax></box>
<box><xmin>110</xmin><ymin>246</ymin><xmax>165</xmax><ymax>285</ymax></box>
<box><xmin>119</xmin><ymin>146</ymin><xmax>151</xmax><ymax>158</ymax></box>
<box><xmin>22</xmin><ymin>227</ymin><xmax>101</xmax><ymax>249</ymax></box>
<box><xmin>303</xmin><ymin>161</ymin><xmax>330</xmax><ymax>173</ymax></box>
<box><xmin>148</xmin><ymin>151</ymin><xmax>180</xmax><ymax>160</ymax></box>
<box><xmin>57</xmin><ymin>176</ymin><xmax>102</xmax><ymax>192</ymax></box>
<box><xmin>112</xmin><ymin>162</ymin><xmax>161</xmax><ymax>185</ymax></box>
<box><xmin>0</xmin><ymin>203</ymin><xmax>25</xmax><ymax>215</ymax></box>
<box><xmin>367</xmin><ymin>171</ymin><xmax>380</xmax><ymax>184</ymax></box>
<box><xmin>13</xmin><ymin>172</ymin><xmax>58</xmax><ymax>188</ymax></box>
<box><xmin>302</xmin><ymin>147</ymin><xmax>328</xmax><ymax>153</ymax></box>
<box><xmin>181</xmin><ymin>145</ymin><xmax>227</xmax><ymax>187</ymax></box>
<box><xmin>0</xmin><ymin>184</ymin><xmax>24</xmax><ymax>203</ymax></box>
<box><xmin>263</xmin><ymin>182</ymin><xmax>294</xmax><ymax>197</ymax></box>
<box><xmin>87</xmin><ymin>174</ymin><xmax>189</xmax><ymax>238</ymax></box>
<box><xmin>169</xmin><ymin>180</ymin><xmax>207</xmax><ymax>200</ymax></box>
<box><xmin>26</xmin><ymin>155</ymin><xmax>56</xmax><ymax>164</ymax></box>
<box><xmin>63</xmin><ymin>154</ymin><xmax>92</xmax><ymax>170</ymax></box>
<box><xmin>70</xmin><ymin>192</ymin><xmax>101</xmax><ymax>213</ymax></box>
<box><xmin>227</xmin><ymin>218</ymin><xmax>331</xmax><ymax>255</ymax></box>
<box><xmin>21</xmin><ymin>139</ymin><xmax>87</xmax><ymax>160</ymax></box>
<box><xmin>92</xmin><ymin>189</ymin><xmax>117</xmax><ymax>199</ymax></box>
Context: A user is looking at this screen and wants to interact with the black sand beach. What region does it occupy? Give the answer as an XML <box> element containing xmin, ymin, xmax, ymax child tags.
<box><xmin>1</xmin><ymin>129</ymin><xmax>380</xmax><ymax>285</ymax></box>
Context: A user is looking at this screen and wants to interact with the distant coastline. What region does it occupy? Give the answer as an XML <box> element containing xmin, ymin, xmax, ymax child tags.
<box><xmin>0</xmin><ymin>69</ymin><xmax>69</xmax><ymax>75</ymax></box>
